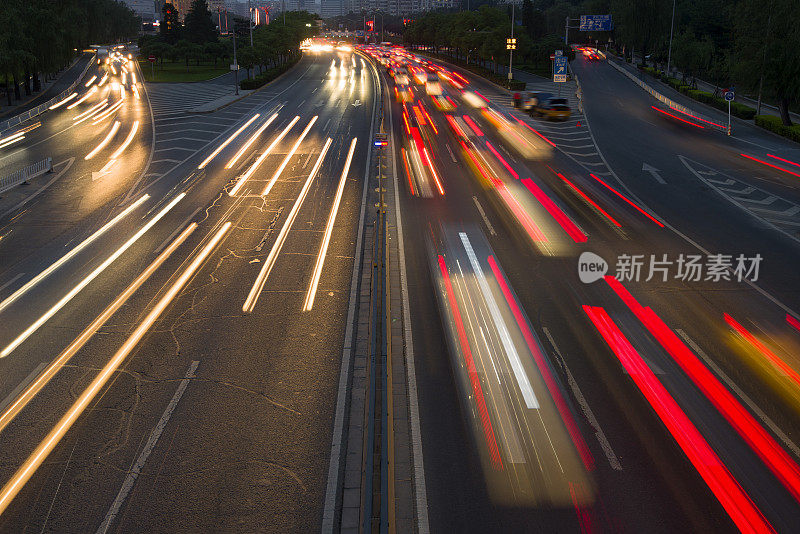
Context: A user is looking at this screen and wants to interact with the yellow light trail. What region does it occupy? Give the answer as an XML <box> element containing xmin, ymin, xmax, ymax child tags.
<box><xmin>66</xmin><ymin>86</ymin><xmax>98</xmax><ymax>110</ymax></box>
<box><xmin>0</xmin><ymin>221</ymin><xmax>229</xmax><ymax>516</ymax></box>
<box><xmin>303</xmin><ymin>137</ymin><xmax>357</xmax><ymax>311</ymax></box>
<box><xmin>228</xmin><ymin>116</ymin><xmax>299</xmax><ymax>197</ymax></box>
<box><xmin>0</xmin><ymin>223</ymin><xmax>196</xmax><ymax>435</ymax></box>
<box><xmin>0</xmin><ymin>193</ymin><xmax>185</xmax><ymax>358</ymax></box>
<box><xmin>84</xmin><ymin>75</ymin><xmax>97</xmax><ymax>87</ymax></box>
<box><xmin>224</xmin><ymin>113</ymin><xmax>277</xmax><ymax>169</ymax></box>
<box><xmin>132</xmin><ymin>84</ymin><xmax>140</xmax><ymax>99</ymax></box>
<box><xmin>198</xmin><ymin>113</ymin><xmax>260</xmax><ymax>169</ymax></box>
<box><xmin>84</xmin><ymin>121</ymin><xmax>120</xmax><ymax>160</ymax></box>
<box><xmin>243</xmin><ymin>138</ymin><xmax>332</xmax><ymax>313</ymax></box>
<box><xmin>98</xmin><ymin>73</ymin><xmax>109</xmax><ymax>86</ymax></box>
<box><xmin>0</xmin><ymin>195</ymin><xmax>148</xmax><ymax>315</ymax></box>
<box><xmin>73</xmin><ymin>99</ymin><xmax>108</xmax><ymax>122</ymax></box>
<box><xmin>90</xmin><ymin>99</ymin><xmax>124</xmax><ymax>125</ymax></box>
<box><xmin>261</xmin><ymin>116</ymin><xmax>318</xmax><ymax>197</ymax></box>
<box><xmin>48</xmin><ymin>93</ymin><xmax>77</xmax><ymax>110</ymax></box>
<box><xmin>109</xmin><ymin>121</ymin><xmax>139</xmax><ymax>159</ymax></box>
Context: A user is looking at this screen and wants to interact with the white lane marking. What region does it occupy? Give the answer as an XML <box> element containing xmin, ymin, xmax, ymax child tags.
<box><xmin>0</xmin><ymin>273</ymin><xmax>24</xmax><ymax>295</ymax></box>
<box><xmin>675</xmin><ymin>329</ymin><xmax>800</xmax><ymax>459</ymax></box>
<box><xmin>543</xmin><ymin>327</ymin><xmax>622</xmax><ymax>470</ymax></box>
<box><xmin>445</xmin><ymin>143</ymin><xmax>457</xmax><ymax>163</ymax></box>
<box><xmin>153</xmin><ymin>207</ymin><xmax>201</xmax><ymax>255</ymax></box>
<box><xmin>96</xmin><ymin>361</ymin><xmax>199</xmax><ymax>534</ymax></box>
<box><xmin>387</xmin><ymin>75</ymin><xmax>429</xmax><ymax>534</ymax></box>
<box><xmin>459</xmin><ymin>232</ymin><xmax>539</xmax><ymax>409</ymax></box>
<box><xmin>472</xmin><ymin>196</ymin><xmax>496</xmax><ymax>236</ymax></box>
<box><xmin>298</xmin><ymin>98</ymin><xmax>306</xmax><ymax>107</ymax></box>
<box><xmin>0</xmin><ymin>363</ymin><xmax>46</xmax><ymax>414</ymax></box>
<box><xmin>323</xmin><ymin>117</ymin><xmax>331</xmax><ymax>131</ymax></box>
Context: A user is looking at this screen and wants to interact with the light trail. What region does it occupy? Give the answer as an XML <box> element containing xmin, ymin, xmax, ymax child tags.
<box><xmin>0</xmin><ymin>221</ymin><xmax>229</xmax><ymax>517</ymax></box>
<box><xmin>606</xmin><ymin>277</ymin><xmax>800</xmax><ymax>503</ymax></box>
<box><xmin>0</xmin><ymin>223</ymin><xmax>196</xmax><ymax>435</ymax></box>
<box><xmin>0</xmin><ymin>136</ymin><xmax>24</xmax><ymax>150</ymax></box>
<box><xmin>303</xmin><ymin>138</ymin><xmax>357</xmax><ymax>311</ymax></box>
<box><xmin>66</xmin><ymin>86</ymin><xmax>98</xmax><ymax>109</ymax></box>
<box><xmin>224</xmin><ymin>113</ymin><xmax>277</xmax><ymax>169</ymax></box>
<box><xmin>590</xmin><ymin>173</ymin><xmax>664</xmax><ymax>227</ymax></box>
<box><xmin>243</xmin><ymin>138</ymin><xmax>332</xmax><ymax>313</ymax></box>
<box><xmin>485</xmin><ymin>141</ymin><xmax>518</xmax><ymax>179</ymax></box>
<box><xmin>557</xmin><ymin>173</ymin><xmax>621</xmax><ymax>227</ymax></box>
<box><xmin>84</xmin><ymin>121</ymin><xmax>121</xmax><ymax>160</ymax></box>
<box><xmin>109</xmin><ymin>121</ymin><xmax>140</xmax><ymax>159</ymax></box>
<box><xmin>768</xmin><ymin>154</ymin><xmax>800</xmax><ymax>168</ymax></box>
<box><xmin>583</xmin><ymin>305</ymin><xmax>773</xmax><ymax>533</ymax></box>
<box><xmin>261</xmin><ymin>116</ymin><xmax>318</xmax><ymax>197</ymax></box>
<box><xmin>651</xmin><ymin>106</ymin><xmax>704</xmax><ymax>128</ymax></box>
<box><xmin>521</xmin><ymin>178</ymin><xmax>587</xmax><ymax>242</ymax></box>
<box><xmin>0</xmin><ymin>195</ymin><xmax>148</xmax><ymax>315</ymax></box>
<box><xmin>725</xmin><ymin>313</ymin><xmax>800</xmax><ymax>389</ymax></box>
<box><xmin>0</xmin><ymin>193</ymin><xmax>185</xmax><ymax>357</ymax></box>
<box><xmin>741</xmin><ymin>153</ymin><xmax>800</xmax><ymax>179</ymax></box>
<box><xmin>229</xmin><ymin>116</ymin><xmax>299</xmax><ymax>196</ymax></box>
<box><xmin>89</xmin><ymin>99</ymin><xmax>124</xmax><ymax>125</ymax></box>
<box><xmin>198</xmin><ymin>113</ymin><xmax>260</xmax><ymax>169</ymax></box>
<box><xmin>132</xmin><ymin>84</ymin><xmax>140</xmax><ymax>99</ymax></box>
<box><xmin>84</xmin><ymin>75</ymin><xmax>97</xmax><ymax>87</ymax></box>
<box><xmin>48</xmin><ymin>93</ymin><xmax>77</xmax><ymax>110</ymax></box>
<box><xmin>98</xmin><ymin>73</ymin><xmax>109</xmax><ymax>86</ymax></box>
<box><xmin>73</xmin><ymin>99</ymin><xmax>109</xmax><ymax>122</ymax></box>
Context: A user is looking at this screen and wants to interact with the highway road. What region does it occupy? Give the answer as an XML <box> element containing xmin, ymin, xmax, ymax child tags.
<box><xmin>0</xmin><ymin>40</ymin><xmax>799</xmax><ymax>533</ymax></box>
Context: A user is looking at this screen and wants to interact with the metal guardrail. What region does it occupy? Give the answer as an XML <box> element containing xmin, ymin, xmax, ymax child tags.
<box><xmin>0</xmin><ymin>157</ymin><xmax>53</xmax><ymax>195</ymax></box>
<box><xmin>607</xmin><ymin>59</ymin><xmax>727</xmax><ymax>133</ymax></box>
<box><xmin>0</xmin><ymin>53</ymin><xmax>96</xmax><ymax>135</ymax></box>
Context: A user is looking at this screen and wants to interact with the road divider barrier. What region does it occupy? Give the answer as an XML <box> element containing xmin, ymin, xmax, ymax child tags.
<box><xmin>0</xmin><ymin>158</ymin><xmax>53</xmax><ymax>195</ymax></box>
<box><xmin>607</xmin><ymin>59</ymin><xmax>727</xmax><ymax>133</ymax></box>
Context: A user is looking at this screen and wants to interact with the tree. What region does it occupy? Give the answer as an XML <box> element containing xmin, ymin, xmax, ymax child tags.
<box><xmin>184</xmin><ymin>0</ymin><xmax>218</xmax><ymax>44</ymax></box>
<box><xmin>161</xmin><ymin>2</ymin><xmax>181</xmax><ymax>44</ymax></box>
<box><xmin>238</xmin><ymin>46</ymin><xmax>258</xmax><ymax>79</ymax></box>
<box><xmin>733</xmin><ymin>0</ymin><xmax>800</xmax><ymax>125</ymax></box>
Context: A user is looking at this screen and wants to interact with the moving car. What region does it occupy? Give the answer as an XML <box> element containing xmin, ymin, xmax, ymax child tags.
<box><xmin>534</xmin><ymin>97</ymin><xmax>571</xmax><ymax>120</ymax></box>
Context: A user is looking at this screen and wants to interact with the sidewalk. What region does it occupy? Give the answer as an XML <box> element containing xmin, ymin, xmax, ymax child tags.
<box><xmin>0</xmin><ymin>53</ymin><xmax>93</xmax><ymax>120</ymax></box>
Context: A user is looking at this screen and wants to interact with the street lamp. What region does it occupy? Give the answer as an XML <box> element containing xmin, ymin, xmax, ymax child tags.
<box><xmin>507</xmin><ymin>2</ymin><xmax>516</xmax><ymax>83</ymax></box>
<box><xmin>666</xmin><ymin>0</ymin><xmax>676</xmax><ymax>76</ymax></box>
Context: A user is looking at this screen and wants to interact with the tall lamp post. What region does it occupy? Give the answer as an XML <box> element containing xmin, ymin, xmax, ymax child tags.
<box><xmin>507</xmin><ymin>2</ymin><xmax>516</xmax><ymax>83</ymax></box>
<box><xmin>666</xmin><ymin>0</ymin><xmax>676</xmax><ymax>76</ymax></box>
<box><xmin>248</xmin><ymin>0</ymin><xmax>254</xmax><ymax>47</ymax></box>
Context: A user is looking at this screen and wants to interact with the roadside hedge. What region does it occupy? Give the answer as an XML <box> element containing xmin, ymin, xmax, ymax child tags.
<box><xmin>755</xmin><ymin>115</ymin><xmax>800</xmax><ymax>143</ymax></box>
<box><xmin>240</xmin><ymin>56</ymin><xmax>300</xmax><ymax>90</ymax></box>
<box><xmin>685</xmin><ymin>89</ymin><xmax>756</xmax><ymax>119</ymax></box>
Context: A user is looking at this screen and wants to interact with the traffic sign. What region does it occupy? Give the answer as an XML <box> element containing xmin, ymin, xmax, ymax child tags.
<box><xmin>555</xmin><ymin>50</ymin><xmax>563</xmax><ymax>56</ymax></box>
<box><xmin>147</xmin><ymin>55</ymin><xmax>156</xmax><ymax>63</ymax></box>
<box><xmin>230</xmin><ymin>64</ymin><xmax>239</xmax><ymax>71</ymax></box>
<box><xmin>554</xmin><ymin>56</ymin><xmax>567</xmax><ymax>82</ymax></box>
<box><xmin>724</xmin><ymin>91</ymin><xmax>734</xmax><ymax>101</ymax></box>
<box><xmin>579</xmin><ymin>15</ymin><xmax>613</xmax><ymax>32</ymax></box>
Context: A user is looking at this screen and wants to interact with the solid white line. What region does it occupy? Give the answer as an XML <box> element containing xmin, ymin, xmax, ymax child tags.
<box><xmin>0</xmin><ymin>274</ymin><xmax>24</xmax><ymax>295</ymax></box>
<box><xmin>303</xmin><ymin>138</ymin><xmax>357</xmax><ymax>311</ymax></box>
<box><xmin>446</xmin><ymin>143</ymin><xmax>457</xmax><ymax>163</ymax></box>
<box><xmin>542</xmin><ymin>327</ymin><xmax>622</xmax><ymax>470</ymax></box>
<box><xmin>0</xmin><ymin>194</ymin><xmax>149</xmax><ymax>314</ymax></box>
<box><xmin>387</xmin><ymin>81</ymin><xmax>430</xmax><ymax>533</ymax></box>
<box><xmin>675</xmin><ymin>329</ymin><xmax>800</xmax><ymax>458</ymax></box>
<box><xmin>96</xmin><ymin>360</ymin><xmax>199</xmax><ymax>534</ymax></box>
<box><xmin>0</xmin><ymin>363</ymin><xmax>46</xmax><ymax>414</ymax></box>
<box><xmin>242</xmin><ymin>139</ymin><xmax>332</xmax><ymax>313</ymax></box>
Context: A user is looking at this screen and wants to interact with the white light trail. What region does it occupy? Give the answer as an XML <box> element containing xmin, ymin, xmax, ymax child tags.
<box><xmin>198</xmin><ymin>113</ymin><xmax>260</xmax><ymax>169</ymax></box>
<box><xmin>98</xmin><ymin>73</ymin><xmax>109</xmax><ymax>86</ymax></box>
<box><xmin>73</xmin><ymin>99</ymin><xmax>108</xmax><ymax>122</ymax></box>
<box><xmin>48</xmin><ymin>93</ymin><xmax>77</xmax><ymax>110</ymax></box>
<box><xmin>85</xmin><ymin>121</ymin><xmax>121</xmax><ymax>160</ymax></box>
<box><xmin>224</xmin><ymin>113</ymin><xmax>277</xmax><ymax>169</ymax></box>
<box><xmin>303</xmin><ymin>138</ymin><xmax>356</xmax><ymax>311</ymax></box>
<box><xmin>458</xmin><ymin>232</ymin><xmax>539</xmax><ymax>409</ymax></box>
<box><xmin>0</xmin><ymin>195</ymin><xmax>148</xmax><ymax>315</ymax></box>
<box><xmin>261</xmin><ymin>116</ymin><xmax>318</xmax><ymax>197</ymax></box>
<box><xmin>0</xmin><ymin>222</ymin><xmax>196</xmax><ymax>435</ymax></box>
<box><xmin>0</xmin><ymin>136</ymin><xmax>24</xmax><ymax>150</ymax></box>
<box><xmin>229</xmin><ymin>116</ymin><xmax>299</xmax><ymax>196</ymax></box>
<box><xmin>0</xmin><ymin>193</ymin><xmax>184</xmax><ymax>358</ymax></box>
<box><xmin>0</xmin><ymin>220</ymin><xmax>228</xmax><ymax>515</ymax></box>
<box><xmin>90</xmin><ymin>99</ymin><xmax>124</xmax><ymax>125</ymax></box>
<box><xmin>243</xmin><ymin>138</ymin><xmax>332</xmax><ymax>313</ymax></box>
<box><xmin>109</xmin><ymin>121</ymin><xmax>139</xmax><ymax>159</ymax></box>
<box><xmin>84</xmin><ymin>75</ymin><xmax>97</xmax><ymax>87</ymax></box>
<box><xmin>66</xmin><ymin>86</ymin><xmax>98</xmax><ymax>109</ymax></box>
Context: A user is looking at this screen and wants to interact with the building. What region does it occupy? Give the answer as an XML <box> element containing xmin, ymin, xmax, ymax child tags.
<box><xmin>122</xmin><ymin>0</ymin><xmax>159</xmax><ymax>22</ymax></box>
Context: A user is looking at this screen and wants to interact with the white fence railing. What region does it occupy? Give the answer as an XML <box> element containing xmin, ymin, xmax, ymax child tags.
<box><xmin>607</xmin><ymin>59</ymin><xmax>727</xmax><ymax>133</ymax></box>
<box><xmin>0</xmin><ymin>157</ymin><xmax>53</xmax><ymax>195</ymax></box>
<box><xmin>0</xmin><ymin>53</ymin><xmax>96</xmax><ymax>135</ymax></box>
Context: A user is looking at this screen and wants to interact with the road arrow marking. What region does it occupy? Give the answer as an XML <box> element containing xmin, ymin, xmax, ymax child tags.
<box><xmin>352</xmin><ymin>100</ymin><xmax>361</xmax><ymax>107</ymax></box>
<box><xmin>92</xmin><ymin>159</ymin><xmax>117</xmax><ymax>181</ymax></box>
<box><xmin>642</xmin><ymin>162</ymin><xmax>666</xmax><ymax>184</ymax></box>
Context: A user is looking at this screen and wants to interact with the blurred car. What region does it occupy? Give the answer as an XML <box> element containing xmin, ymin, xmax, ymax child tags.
<box><xmin>411</xmin><ymin>67</ymin><xmax>428</xmax><ymax>85</ymax></box>
<box><xmin>395</xmin><ymin>84</ymin><xmax>414</xmax><ymax>103</ymax></box>
<box><xmin>432</xmin><ymin>94</ymin><xmax>455</xmax><ymax>111</ymax></box>
<box><xmin>462</xmin><ymin>90</ymin><xmax>487</xmax><ymax>108</ymax></box>
<box><xmin>524</xmin><ymin>91</ymin><xmax>552</xmax><ymax>113</ymax></box>
<box><xmin>425</xmin><ymin>73</ymin><xmax>443</xmax><ymax>96</ymax></box>
<box><xmin>534</xmin><ymin>97</ymin><xmax>571</xmax><ymax>120</ymax></box>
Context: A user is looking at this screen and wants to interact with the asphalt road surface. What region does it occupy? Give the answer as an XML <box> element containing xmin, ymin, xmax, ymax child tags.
<box><xmin>0</xmin><ymin>43</ymin><xmax>799</xmax><ymax>534</ymax></box>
